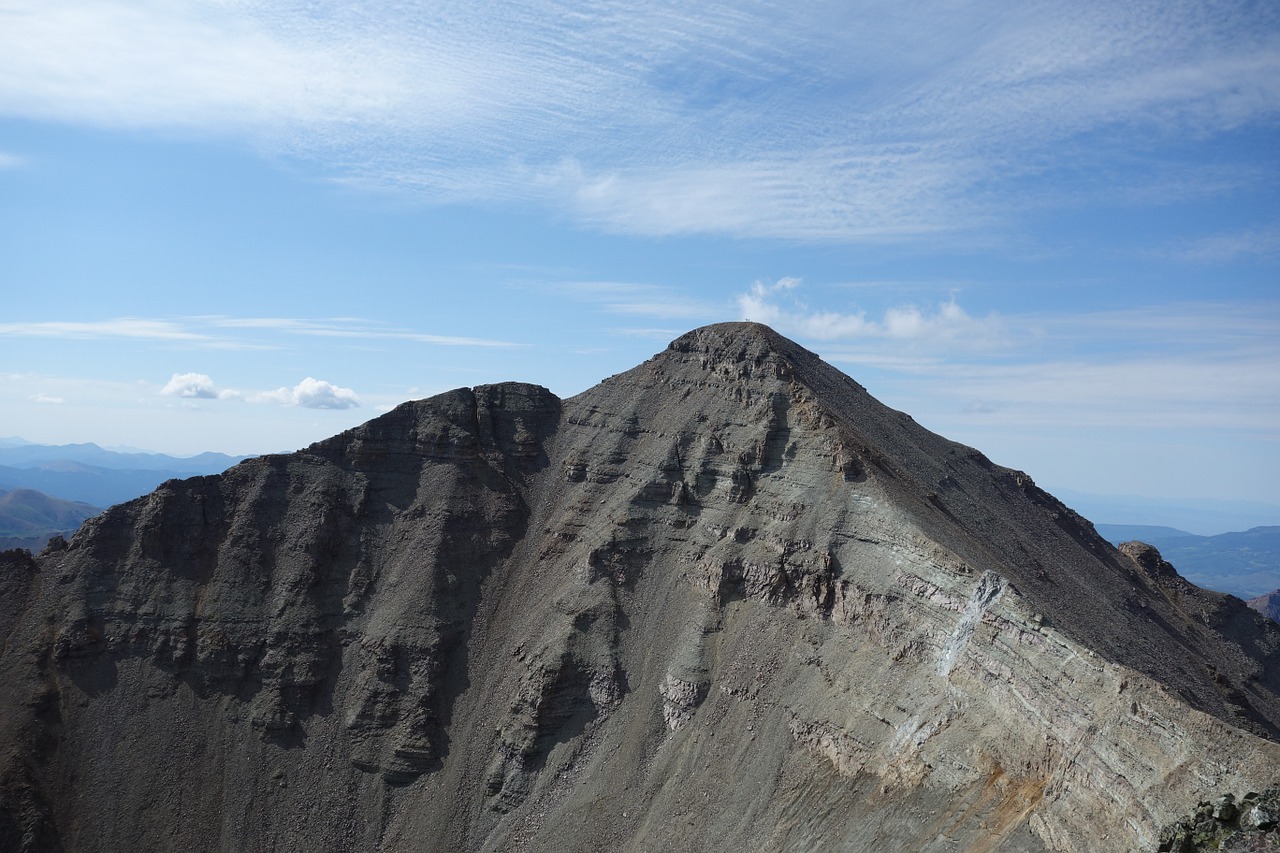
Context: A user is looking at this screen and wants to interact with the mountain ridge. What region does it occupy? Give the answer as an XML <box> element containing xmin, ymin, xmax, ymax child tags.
<box><xmin>0</xmin><ymin>441</ymin><xmax>247</xmax><ymax>473</ymax></box>
<box><xmin>1097</xmin><ymin>525</ymin><xmax>1280</xmax><ymax>599</ymax></box>
<box><xmin>2</xmin><ymin>322</ymin><xmax>1277</xmax><ymax>852</ymax></box>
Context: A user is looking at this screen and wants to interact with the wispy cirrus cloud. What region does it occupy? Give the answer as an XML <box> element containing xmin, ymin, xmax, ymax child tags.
<box><xmin>0</xmin><ymin>316</ymin><xmax>521</xmax><ymax>349</ymax></box>
<box><xmin>0</xmin><ymin>319</ymin><xmax>214</xmax><ymax>342</ymax></box>
<box><xmin>206</xmin><ymin>317</ymin><xmax>523</xmax><ymax>347</ymax></box>
<box><xmin>878</xmin><ymin>351</ymin><xmax>1280</xmax><ymax>434</ymax></box>
<box><xmin>2</xmin><ymin>0</ymin><xmax>1276</xmax><ymax>242</ymax></box>
<box><xmin>1171</xmin><ymin>223</ymin><xmax>1280</xmax><ymax>263</ymax></box>
<box><xmin>805</xmin><ymin>296</ymin><xmax>1280</xmax><ymax>434</ymax></box>
<box><xmin>538</xmin><ymin>281</ymin><xmax>724</xmax><ymax>322</ymax></box>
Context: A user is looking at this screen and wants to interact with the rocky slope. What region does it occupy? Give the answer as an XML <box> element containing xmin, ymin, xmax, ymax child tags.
<box><xmin>1249</xmin><ymin>590</ymin><xmax>1280</xmax><ymax>624</ymax></box>
<box><xmin>1</xmin><ymin>322</ymin><xmax>1277</xmax><ymax>852</ymax></box>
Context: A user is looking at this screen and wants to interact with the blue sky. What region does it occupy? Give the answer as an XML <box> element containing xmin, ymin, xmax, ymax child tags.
<box><xmin>1</xmin><ymin>0</ymin><xmax>1278</xmax><ymax>518</ymax></box>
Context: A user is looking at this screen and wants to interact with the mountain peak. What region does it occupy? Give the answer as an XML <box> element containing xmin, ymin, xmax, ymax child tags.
<box><xmin>666</xmin><ymin>321</ymin><xmax>817</xmax><ymax>372</ymax></box>
<box><xmin>3</xmin><ymin>323</ymin><xmax>1278</xmax><ymax>853</ymax></box>
<box><xmin>669</xmin><ymin>320</ymin><xmax>794</xmax><ymax>351</ymax></box>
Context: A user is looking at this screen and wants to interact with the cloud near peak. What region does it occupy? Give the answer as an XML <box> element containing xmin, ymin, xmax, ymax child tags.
<box><xmin>251</xmin><ymin>377</ymin><xmax>360</xmax><ymax>409</ymax></box>
<box><xmin>737</xmin><ymin>279</ymin><xmax>1000</xmax><ymax>345</ymax></box>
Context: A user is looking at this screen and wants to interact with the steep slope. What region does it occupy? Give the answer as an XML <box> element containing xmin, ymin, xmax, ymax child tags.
<box><xmin>1</xmin><ymin>323</ymin><xmax>1277</xmax><ymax>853</ymax></box>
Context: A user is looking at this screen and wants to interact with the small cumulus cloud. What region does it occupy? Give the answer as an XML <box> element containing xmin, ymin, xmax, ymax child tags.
<box><xmin>160</xmin><ymin>372</ymin><xmax>240</xmax><ymax>399</ymax></box>
<box><xmin>161</xmin><ymin>372</ymin><xmax>217</xmax><ymax>398</ymax></box>
<box><xmin>30</xmin><ymin>393</ymin><xmax>63</xmax><ymax>404</ymax></box>
<box><xmin>293</xmin><ymin>377</ymin><xmax>360</xmax><ymax>409</ymax></box>
<box><xmin>251</xmin><ymin>377</ymin><xmax>360</xmax><ymax>409</ymax></box>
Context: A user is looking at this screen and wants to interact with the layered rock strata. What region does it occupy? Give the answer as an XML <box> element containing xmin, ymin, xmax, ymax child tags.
<box><xmin>1</xmin><ymin>323</ymin><xmax>1278</xmax><ymax>852</ymax></box>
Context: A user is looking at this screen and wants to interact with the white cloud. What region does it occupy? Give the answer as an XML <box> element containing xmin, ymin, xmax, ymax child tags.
<box><xmin>2</xmin><ymin>1</ymin><xmax>1275</xmax><ymax>241</ymax></box>
<box><xmin>160</xmin><ymin>372</ymin><xmax>220</xmax><ymax>398</ymax></box>
<box><xmin>293</xmin><ymin>377</ymin><xmax>360</xmax><ymax>409</ymax></box>
<box><xmin>252</xmin><ymin>377</ymin><xmax>360</xmax><ymax>409</ymax></box>
<box><xmin>30</xmin><ymin>393</ymin><xmax>64</xmax><ymax>404</ymax></box>
<box><xmin>0</xmin><ymin>151</ymin><xmax>22</xmax><ymax>169</ymax></box>
<box><xmin>737</xmin><ymin>279</ymin><xmax>1002</xmax><ymax>345</ymax></box>
<box><xmin>0</xmin><ymin>316</ymin><xmax>522</xmax><ymax>350</ymax></box>
<box><xmin>817</xmin><ymin>300</ymin><xmax>1280</xmax><ymax>434</ymax></box>
<box><xmin>206</xmin><ymin>317</ymin><xmax>524</xmax><ymax>347</ymax></box>
<box><xmin>0</xmin><ymin>319</ymin><xmax>212</xmax><ymax>341</ymax></box>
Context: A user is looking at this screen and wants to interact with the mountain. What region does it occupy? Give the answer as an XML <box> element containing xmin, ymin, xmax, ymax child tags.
<box><xmin>1096</xmin><ymin>525</ymin><xmax>1280</xmax><ymax>599</ymax></box>
<box><xmin>0</xmin><ymin>489</ymin><xmax>102</xmax><ymax>551</ymax></box>
<box><xmin>1250</xmin><ymin>590</ymin><xmax>1280</xmax><ymax>624</ymax></box>
<box><xmin>0</xmin><ymin>441</ymin><xmax>245</xmax><ymax>473</ymax></box>
<box><xmin>1</xmin><ymin>323</ymin><xmax>1277</xmax><ymax>853</ymax></box>
<box><xmin>0</xmin><ymin>444</ymin><xmax>249</xmax><ymax>510</ymax></box>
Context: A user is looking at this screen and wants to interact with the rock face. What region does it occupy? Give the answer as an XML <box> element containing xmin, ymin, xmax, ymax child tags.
<box><xmin>1248</xmin><ymin>590</ymin><xmax>1280</xmax><ymax>624</ymax></box>
<box><xmin>1157</xmin><ymin>787</ymin><xmax>1280</xmax><ymax>851</ymax></box>
<box><xmin>2</xmin><ymin>322</ymin><xmax>1278</xmax><ymax>852</ymax></box>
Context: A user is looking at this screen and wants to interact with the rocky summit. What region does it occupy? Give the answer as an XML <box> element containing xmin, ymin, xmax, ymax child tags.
<box><xmin>1</xmin><ymin>322</ymin><xmax>1278</xmax><ymax>852</ymax></box>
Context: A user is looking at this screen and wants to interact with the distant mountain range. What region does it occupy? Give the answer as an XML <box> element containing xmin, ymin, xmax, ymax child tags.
<box><xmin>1097</xmin><ymin>523</ymin><xmax>1280</xmax><ymax>600</ymax></box>
<box><xmin>0</xmin><ymin>439</ymin><xmax>249</xmax><ymax>510</ymax></box>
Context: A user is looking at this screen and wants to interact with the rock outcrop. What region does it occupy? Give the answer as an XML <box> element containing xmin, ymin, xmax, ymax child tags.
<box><xmin>1</xmin><ymin>322</ymin><xmax>1278</xmax><ymax>852</ymax></box>
<box><xmin>1248</xmin><ymin>590</ymin><xmax>1280</xmax><ymax>624</ymax></box>
<box><xmin>1158</xmin><ymin>787</ymin><xmax>1279</xmax><ymax>851</ymax></box>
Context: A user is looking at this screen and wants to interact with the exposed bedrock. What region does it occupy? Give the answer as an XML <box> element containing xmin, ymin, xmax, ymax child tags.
<box><xmin>1</xmin><ymin>324</ymin><xmax>1276</xmax><ymax>852</ymax></box>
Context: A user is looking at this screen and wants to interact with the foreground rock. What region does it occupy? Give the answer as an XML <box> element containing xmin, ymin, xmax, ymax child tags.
<box><xmin>1</xmin><ymin>323</ymin><xmax>1277</xmax><ymax>852</ymax></box>
<box><xmin>1158</xmin><ymin>787</ymin><xmax>1279</xmax><ymax>851</ymax></box>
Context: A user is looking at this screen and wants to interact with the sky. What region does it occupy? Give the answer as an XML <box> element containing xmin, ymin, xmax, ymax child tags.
<box><xmin>1</xmin><ymin>0</ymin><xmax>1278</xmax><ymax>525</ymax></box>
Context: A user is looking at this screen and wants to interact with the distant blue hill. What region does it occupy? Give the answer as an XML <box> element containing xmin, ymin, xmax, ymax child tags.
<box><xmin>0</xmin><ymin>488</ymin><xmax>103</xmax><ymax>551</ymax></box>
<box><xmin>0</xmin><ymin>441</ymin><xmax>250</xmax><ymax>510</ymax></box>
<box><xmin>0</xmin><ymin>441</ymin><xmax>244</xmax><ymax>473</ymax></box>
<box><xmin>1097</xmin><ymin>523</ymin><xmax>1280</xmax><ymax>600</ymax></box>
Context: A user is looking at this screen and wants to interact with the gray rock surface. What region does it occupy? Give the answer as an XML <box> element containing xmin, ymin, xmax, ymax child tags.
<box><xmin>1</xmin><ymin>322</ymin><xmax>1278</xmax><ymax>852</ymax></box>
<box><xmin>1249</xmin><ymin>590</ymin><xmax>1280</xmax><ymax>624</ymax></box>
<box><xmin>1157</xmin><ymin>787</ymin><xmax>1280</xmax><ymax>851</ymax></box>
